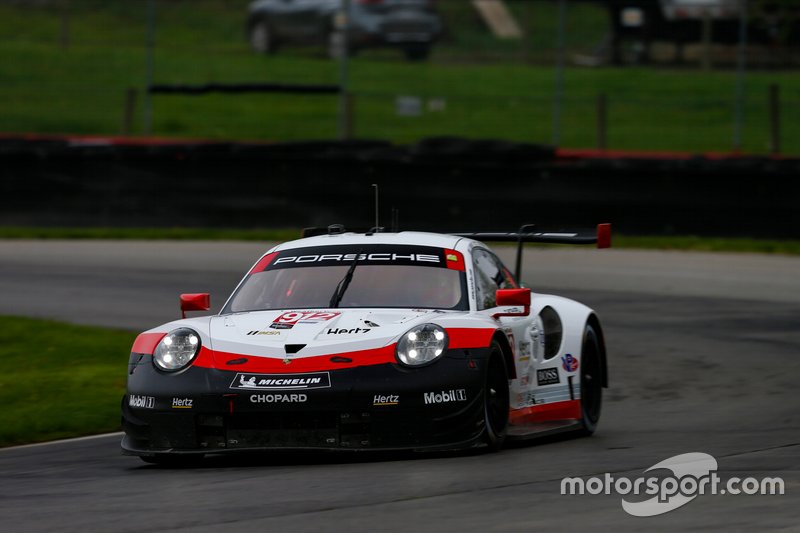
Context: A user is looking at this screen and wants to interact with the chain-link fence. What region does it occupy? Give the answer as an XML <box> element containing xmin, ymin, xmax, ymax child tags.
<box><xmin>0</xmin><ymin>0</ymin><xmax>798</xmax><ymax>154</ymax></box>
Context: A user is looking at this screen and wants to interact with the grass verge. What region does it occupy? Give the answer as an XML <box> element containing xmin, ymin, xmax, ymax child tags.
<box><xmin>0</xmin><ymin>316</ymin><xmax>135</xmax><ymax>447</ymax></box>
<box><xmin>0</xmin><ymin>227</ymin><xmax>799</xmax><ymax>255</ymax></box>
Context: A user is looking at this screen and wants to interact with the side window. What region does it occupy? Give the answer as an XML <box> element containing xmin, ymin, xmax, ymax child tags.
<box><xmin>472</xmin><ymin>248</ymin><xmax>518</xmax><ymax>310</ymax></box>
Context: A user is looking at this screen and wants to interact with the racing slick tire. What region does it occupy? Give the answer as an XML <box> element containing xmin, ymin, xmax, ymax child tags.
<box><xmin>249</xmin><ymin>18</ymin><xmax>278</xmax><ymax>54</ymax></box>
<box><xmin>482</xmin><ymin>342</ymin><xmax>510</xmax><ymax>451</ymax></box>
<box><xmin>578</xmin><ymin>324</ymin><xmax>603</xmax><ymax>436</ymax></box>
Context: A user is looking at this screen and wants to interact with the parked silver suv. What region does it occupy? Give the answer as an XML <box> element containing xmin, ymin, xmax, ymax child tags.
<box><xmin>246</xmin><ymin>0</ymin><xmax>443</xmax><ymax>61</ymax></box>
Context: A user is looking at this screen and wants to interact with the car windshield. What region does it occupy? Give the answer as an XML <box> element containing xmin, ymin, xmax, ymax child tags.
<box><xmin>224</xmin><ymin>244</ymin><xmax>468</xmax><ymax>313</ymax></box>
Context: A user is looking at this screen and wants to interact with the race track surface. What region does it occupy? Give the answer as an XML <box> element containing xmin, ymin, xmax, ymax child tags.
<box><xmin>0</xmin><ymin>240</ymin><xmax>798</xmax><ymax>531</ymax></box>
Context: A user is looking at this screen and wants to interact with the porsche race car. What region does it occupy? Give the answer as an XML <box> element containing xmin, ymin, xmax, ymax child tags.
<box><xmin>122</xmin><ymin>224</ymin><xmax>611</xmax><ymax>463</ymax></box>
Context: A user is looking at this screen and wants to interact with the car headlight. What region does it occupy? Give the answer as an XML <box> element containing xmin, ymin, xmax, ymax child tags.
<box><xmin>153</xmin><ymin>328</ymin><xmax>201</xmax><ymax>372</ymax></box>
<box><xmin>396</xmin><ymin>324</ymin><xmax>448</xmax><ymax>367</ymax></box>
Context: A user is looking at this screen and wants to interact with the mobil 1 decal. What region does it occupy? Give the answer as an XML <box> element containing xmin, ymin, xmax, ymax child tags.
<box><xmin>260</xmin><ymin>245</ymin><xmax>450</xmax><ymax>270</ymax></box>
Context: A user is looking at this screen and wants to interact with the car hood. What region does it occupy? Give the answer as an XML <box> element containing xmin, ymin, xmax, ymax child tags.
<box><xmin>208</xmin><ymin>308</ymin><xmax>447</xmax><ymax>364</ymax></box>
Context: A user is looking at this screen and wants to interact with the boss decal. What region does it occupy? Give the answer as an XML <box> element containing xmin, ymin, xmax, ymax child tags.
<box><xmin>129</xmin><ymin>395</ymin><xmax>155</xmax><ymax>409</ymax></box>
<box><xmin>537</xmin><ymin>368</ymin><xmax>561</xmax><ymax>386</ymax></box>
<box><xmin>231</xmin><ymin>372</ymin><xmax>331</xmax><ymax>391</ymax></box>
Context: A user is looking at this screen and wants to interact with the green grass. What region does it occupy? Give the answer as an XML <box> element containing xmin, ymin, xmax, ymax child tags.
<box><xmin>0</xmin><ymin>0</ymin><xmax>798</xmax><ymax>153</ymax></box>
<box><xmin>0</xmin><ymin>226</ymin><xmax>302</xmax><ymax>241</ymax></box>
<box><xmin>0</xmin><ymin>316</ymin><xmax>136</xmax><ymax>447</ymax></box>
<box><xmin>1</xmin><ymin>226</ymin><xmax>799</xmax><ymax>255</ymax></box>
<box><xmin>613</xmin><ymin>235</ymin><xmax>800</xmax><ymax>255</ymax></box>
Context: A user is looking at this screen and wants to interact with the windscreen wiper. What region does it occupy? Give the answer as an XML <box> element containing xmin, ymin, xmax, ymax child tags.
<box><xmin>329</xmin><ymin>250</ymin><xmax>363</xmax><ymax>308</ymax></box>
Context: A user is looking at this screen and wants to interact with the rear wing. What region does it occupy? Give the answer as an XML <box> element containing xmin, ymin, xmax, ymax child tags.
<box><xmin>452</xmin><ymin>223</ymin><xmax>611</xmax><ymax>281</ymax></box>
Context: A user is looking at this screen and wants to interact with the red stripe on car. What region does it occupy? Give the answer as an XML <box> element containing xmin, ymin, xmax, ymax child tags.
<box><xmin>447</xmin><ymin>328</ymin><xmax>495</xmax><ymax>349</ymax></box>
<box><xmin>191</xmin><ymin>344</ymin><xmax>398</xmax><ymax>373</ymax></box>
<box><xmin>131</xmin><ymin>332</ymin><xmax>166</xmax><ymax>354</ymax></box>
<box><xmin>444</xmin><ymin>249</ymin><xmax>465</xmax><ymax>271</ymax></box>
<box><xmin>249</xmin><ymin>252</ymin><xmax>278</xmax><ymax>274</ymax></box>
<box><xmin>508</xmin><ymin>399</ymin><xmax>582</xmax><ymax>425</ymax></box>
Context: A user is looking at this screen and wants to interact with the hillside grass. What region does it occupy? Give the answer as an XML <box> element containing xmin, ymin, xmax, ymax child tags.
<box><xmin>0</xmin><ymin>0</ymin><xmax>798</xmax><ymax>153</ymax></box>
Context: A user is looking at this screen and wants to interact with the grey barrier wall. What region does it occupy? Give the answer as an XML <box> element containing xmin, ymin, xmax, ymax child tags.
<box><xmin>1</xmin><ymin>137</ymin><xmax>798</xmax><ymax>238</ymax></box>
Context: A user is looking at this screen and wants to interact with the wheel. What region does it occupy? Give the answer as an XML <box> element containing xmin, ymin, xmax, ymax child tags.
<box><xmin>249</xmin><ymin>19</ymin><xmax>277</xmax><ymax>54</ymax></box>
<box><xmin>482</xmin><ymin>342</ymin><xmax>510</xmax><ymax>451</ymax></box>
<box><xmin>578</xmin><ymin>324</ymin><xmax>603</xmax><ymax>435</ymax></box>
<box><xmin>139</xmin><ymin>454</ymin><xmax>204</xmax><ymax>467</ymax></box>
<box><xmin>403</xmin><ymin>45</ymin><xmax>431</xmax><ymax>61</ymax></box>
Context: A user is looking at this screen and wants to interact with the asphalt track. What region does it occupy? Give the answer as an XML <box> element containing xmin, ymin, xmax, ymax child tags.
<box><xmin>0</xmin><ymin>241</ymin><xmax>798</xmax><ymax>531</ymax></box>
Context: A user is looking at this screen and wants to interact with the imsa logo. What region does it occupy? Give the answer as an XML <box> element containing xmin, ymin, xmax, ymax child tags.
<box><xmin>424</xmin><ymin>389</ymin><xmax>467</xmax><ymax>405</ymax></box>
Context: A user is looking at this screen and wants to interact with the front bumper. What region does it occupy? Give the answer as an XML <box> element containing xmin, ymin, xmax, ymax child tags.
<box><xmin>122</xmin><ymin>349</ymin><xmax>489</xmax><ymax>455</ymax></box>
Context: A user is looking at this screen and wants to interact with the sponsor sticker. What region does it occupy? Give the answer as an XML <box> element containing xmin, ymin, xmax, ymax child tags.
<box><xmin>424</xmin><ymin>389</ymin><xmax>467</xmax><ymax>405</ymax></box>
<box><xmin>273</xmin><ymin>252</ymin><xmax>440</xmax><ymax>266</ymax></box>
<box><xmin>326</xmin><ymin>327</ymin><xmax>371</xmax><ymax>335</ymax></box>
<box><xmin>230</xmin><ymin>372</ymin><xmax>331</xmax><ymax>391</ymax></box>
<box><xmin>129</xmin><ymin>395</ymin><xmax>155</xmax><ymax>409</ymax></box>
<box><xmin>172</xmin><ymin>398</ymin><xmax>193</xmax><ymax>409</ymax></box>
<box><xmin>562</xmin><ymin>353</ymin><xmax>579</xmax><ymax>373</ymax></box>
<box><xmin>537</xmin><ymin>368</ymin><xmax>561</xmax><ymax>386</ymax></box>
<box><xmin>250</xmin><ymin>393</ymin><xmax>308</xmax><ymax>403</ymax></box>
<box><xmin>373</xmin><ymin>394</ymin><xmax>399</xmax><ymax>406</ymax></box>
<box><xmin>261</xmin><ymin>245</ymin><xmax>450</xmax><ymax>272</ymax></box>
<box><xmin>272</xmin><ymin>311</ymin><xmax>340</xmax><ymax>328</ymax></box>
<box><xmin>247</xmin><ymin>330</ymin><xmax>281</xmax><ymax>336</ymax></box>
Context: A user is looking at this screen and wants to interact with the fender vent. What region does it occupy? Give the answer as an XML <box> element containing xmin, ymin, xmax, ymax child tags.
<box><xmin>284</xmin><ymin>344</ymin><xmax>306</xmax><ymax>354</ymax></box>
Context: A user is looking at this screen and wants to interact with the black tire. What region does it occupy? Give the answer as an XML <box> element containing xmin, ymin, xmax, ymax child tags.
<box><xmin>139</xmin><ymin>454</ymin><xmax>204</xmax><ymax>467</ymax></box>
<box><xmin>249</xmin><ymin>19</ymin><xmax>277</xmax><ymax>54</ymax></box>
<box><xmin>482</xmin><ymin>342</ymin><xmax>510</xmax><ymax>451</ymax></box>
<box><xmin>403</xmin><ymin>45</ymin><xmax>431</xmax><ymax>61</ymax></box>
<box><xmin>578</xmin><ymin>324</ymin><xmax>603</xmax><ymax>436</ymax></box>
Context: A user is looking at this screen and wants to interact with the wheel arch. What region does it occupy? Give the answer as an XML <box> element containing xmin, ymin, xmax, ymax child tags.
<box><xmin>586</xmin><ymin>313</ymin><xmax>608</xmax><ymax>388</ymax></box>
<box><xmin>491</xmin><ymin>331</ymin><xmax>517</xmax><ymax>379</ymax></box>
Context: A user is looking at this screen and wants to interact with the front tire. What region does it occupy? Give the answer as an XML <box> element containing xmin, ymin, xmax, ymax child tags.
<box><xmin>578</xmin><ymin>324</ymin><xmax>603</xmax><ymax>435</ymax></box>
<box><xmin>482</xmin><ymin>342</ymin><xmax>510</xmax><ymax>451</ymax></box>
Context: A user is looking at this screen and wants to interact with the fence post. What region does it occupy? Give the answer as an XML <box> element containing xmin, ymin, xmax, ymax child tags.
<box><xmin>60</xmin><ymin>0</ymin><xmax>71</xmax><ymax>50</ymax></box>
<box><xmin>701</xmin><ymin>10</ymin><xmax>713</xmax><ymax>70</ymax></box>
<box><xmin>345</xmin><ymin>92</ymin><xmax>355</xmax><ymax>140</ymax></box>
<box><xmin>122</xmin><ymin>89</ymin><xmax>138</xmax><ymax>136</ymax></box>
<box><xmin>596</xmin><ymin>93</ymin><xmax>607</xmax><ymax>151</ymax></box>
<box><xmin>769</xmin><ymin>84</ymin><xmax>780</xmax><ymax>155</ymax></box>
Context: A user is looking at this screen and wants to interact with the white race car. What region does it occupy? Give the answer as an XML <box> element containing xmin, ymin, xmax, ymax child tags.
<box><xmin>122</xmin><ymin>224</ymin><xmax>611</xmax><ymax>463</ymax></box>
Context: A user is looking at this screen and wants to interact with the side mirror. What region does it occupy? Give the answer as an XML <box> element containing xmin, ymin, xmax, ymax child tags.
<box><xmin>180</xmin><ymin>293</ymin><xmax>211</xmax><ymax>318</ymax></box>
<box><xmin>492</xmin><ymin>288</ymin><xmax>531</xmax><ymax>319</ymax></box>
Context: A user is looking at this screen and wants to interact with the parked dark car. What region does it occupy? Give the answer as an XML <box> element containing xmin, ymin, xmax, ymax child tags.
<box><xmin>246</xmin><ymin>0</ymin><xmax>443</xmax><ymax>61</ymax></box>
